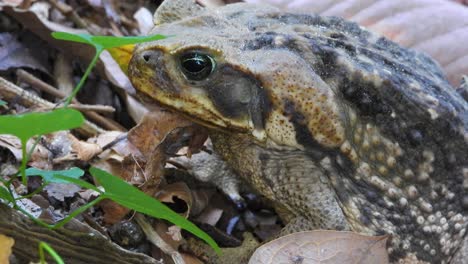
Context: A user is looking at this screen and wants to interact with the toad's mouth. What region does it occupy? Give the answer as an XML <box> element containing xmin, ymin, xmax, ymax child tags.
<box><xmin>131</xmin><ymin>73</ymin><xmax>258</xmax><ymax>134</ymax></box>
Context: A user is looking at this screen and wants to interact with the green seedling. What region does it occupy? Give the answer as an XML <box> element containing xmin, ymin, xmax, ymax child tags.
<box><xmin>38</xmin><ymin>242</ymin><xmax>64</xmax><ymax>264</ymax></box>
<box><xmin>51</xmin><ymin>32</ymin><xmax>166</xmax><ymax>106</ymax></box>
<box><xmin>0</xmin><ymin>108</ymin><xmax>84</xmax><ymax>184</ymax></box>
<box><xmin>0</xmin><ymin>31</ymin><xmax>220</xmax><ymax>255</ymax></box>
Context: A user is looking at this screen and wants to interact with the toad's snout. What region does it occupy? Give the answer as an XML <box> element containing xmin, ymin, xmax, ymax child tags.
<box><xmin>133</xmin><ymin>49</ymin><xmax>164</xmax><ymax>69</ymax></box>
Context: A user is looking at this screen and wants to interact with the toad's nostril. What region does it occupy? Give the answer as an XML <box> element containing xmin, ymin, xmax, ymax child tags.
<box><xmin>142</xmin><ymin>53</ymin><xmax>151</xmax><ymax>62</ymax></box>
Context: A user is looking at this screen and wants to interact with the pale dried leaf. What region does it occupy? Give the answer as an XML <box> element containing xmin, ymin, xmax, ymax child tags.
<box><xmin>0</xmin><ymin>0</ymin><xmax>23</xmax><ymax>7</ymax></box>
<box><xmin>125</xmin><ymin>94</ymin><xmax>149</xmax><ymax>124</ymax></box>
<box><xmin>167</xmin><ymin>225</ymin><xmax>183</xmax><ymax>242</ymax></box>
<box><xmin>0</xmin><ymin>234</ymin><xmax>14</xmax><ymax>264</ymax></box>
<box><xmin>44</xmin><ymin>183</ymin><xmax>81</xmax><ymax>202</ymax></box>
<box><xmin>0</xmin><ymin>33</ymin><xmax>48</xmax><ymax>72</ymax></box>
<box><xmin>195</xmin><ymin>206</ymin><xmax>223</xmax><ymax>226</ymax></box>
<box><xmin>0</xmin><ymin>135</ymin><xmax>51</xmax><ymax>169</ymax></box>
<box><xmin>0</xmin><ymin>135</ymin><xmax>22</xmax><ymax>160</ymax></box>
<box><xmin>249</xmin><ymin>231</ymin><xmax>389</xmax><ymax>264</ymax></box>
<box><xmin>134</xmin><ymin>7</ymin><xmax>154</xmax><ymax>35</ymax></box>
<box><xmin>70</xmin><ymin>135</ymin><xmax>102</xmax><ymax>162</ymax></box>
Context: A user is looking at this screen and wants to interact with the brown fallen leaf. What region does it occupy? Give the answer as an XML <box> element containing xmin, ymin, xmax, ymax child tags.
<box><xmin>0</xmin><ymin>233</ymin><xmax>14</xmax><ymax>264</ymax></box>
<box><xmin>156</xmin><ymin>182</ymin><xmax>193</xmax><ymax>218</ymax></box>
<box><xmin>249</xmin><ymin>230</ymin><xmax>389</xmax><ymax>264</ymax></box>
<box><xmin>0</xmin><ymin>135</ymin><xmax>51</xmax><ymax>170</ymax></box>
<box><xmin>99</xmin><ymin>199</ymin><xmax>131</xmax><ymax>225</ymax></box>
<box><xmin>128</xmin><ymin>110</ymin><xmax>193</xmax><ymax>158</ymax></box>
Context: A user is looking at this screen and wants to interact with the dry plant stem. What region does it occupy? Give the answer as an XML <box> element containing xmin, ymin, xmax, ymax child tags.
<box><xmin>135</xmin><ymin>214</ymin><xmax>186</xmax><ymax>264</ymax></box>
<box><xmin>47</xmin><ymin>0</ymin><xmax>101</xmax><ymax>35</ymax></box>
<box><xmin>16</xmin><ymin>69</ymin><xmax>125</xmax><ymax>131</ymax></box>
<box><xmin>67</xmin><ymin>103</ymin><xmax>116</xmax><ymax>113</ymax></box>
<box><xmin>0</xmin><ymin>204</ymin><xmax>162</xmax><ymax>264</ymax></box>
<box><xmin>120</xmin><ymin>15</ymin><xmax>139</xmax><ymax>29</ymax></box>
<box><xmin>0</xmin><ymin>76</ymin><xmax>104</xmax><ymax>136</ymax></box>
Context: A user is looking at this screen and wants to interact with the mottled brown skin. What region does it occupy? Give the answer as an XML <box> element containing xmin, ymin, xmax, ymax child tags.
<box><xmin>128</xmin><ymin>0</ymin><xmax>468</xmax><ymax>263</ymax></box>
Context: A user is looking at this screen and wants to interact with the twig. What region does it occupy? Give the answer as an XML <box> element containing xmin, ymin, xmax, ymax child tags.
<box><xmin>134</xmin><ymin>214</ymin><xmax>186</xmax><ymax>264</ymax></box>
<box><xmin>67</xmin><ymin>104</ymin><xmax>115</xmax><ymax>113</ymax></box>
<box><xmin>0</xmin><ymin>76</ymin><xmax>104</xmax><ymax>137</ymax></box>
<box><xmin>16</xmin><ymin>69</ymin><xmax>125</xmax><ymax>131</ymax></box>
<box><xmin>47</xmin><ymin>0</ymin><xmax>101</xmax><ymax>35</ymax></box>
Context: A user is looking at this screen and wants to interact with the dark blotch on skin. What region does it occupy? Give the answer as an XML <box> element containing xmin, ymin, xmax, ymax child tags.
<box><xmin>339</xmin><ymin>74</ymin><xmax>392</xmax><ymax>118</ymax></box>
<box><xmin>207</xmin><ymin>64</ymin><xmax>271</xmax><ymax>129</ymax></box>
<box><xmin>282</xmin><ymin>99</ymin><xmax>330</xmax><ymax>157</ymax></box>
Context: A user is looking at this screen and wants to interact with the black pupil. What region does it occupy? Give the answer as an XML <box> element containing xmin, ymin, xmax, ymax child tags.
<box><xmin>180</xmin><ymin>53</ymin><xmax>213</xmax><ymax>80</ymax></box>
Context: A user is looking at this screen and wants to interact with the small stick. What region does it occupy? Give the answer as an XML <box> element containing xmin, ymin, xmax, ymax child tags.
<box><xmin>16</xmin><ymin>69</ymin><xmax>125</xmax><ymax>132</ymax></box>
<box><xmin>47</xmin><ymin>0</ymin><xmax>102</xmax><ymax>35</ymax></box>
<box><xmin>67</xmin><ymin>104</ymin><xmax>115</xmax><ymax>113</ymax></box>
<box><xmin>0</xmin><ymin>76</ymin><xmax>104</xmax><ymax>136</ymax></box>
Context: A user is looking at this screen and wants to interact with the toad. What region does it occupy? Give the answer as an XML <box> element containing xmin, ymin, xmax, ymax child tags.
<box><xmin>128</xmin><ymin>0</ymin><xmax>468</xmax><ymax>262</ymax></box>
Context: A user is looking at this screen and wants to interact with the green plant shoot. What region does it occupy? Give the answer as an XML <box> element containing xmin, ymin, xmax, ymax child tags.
<box><xmin>51</xmin><ymin>32</ymin><xmax>167</xmax><ymax>106</ymax></box>
<box><xmin>0</xmin><ymin>109</ymin><xmax>84</xmax><ymax>184</ymax></box>
<box><xmin>38</xmin><ymin>242</ymin><xmax>64</xmax><ymax>264</ymax></box>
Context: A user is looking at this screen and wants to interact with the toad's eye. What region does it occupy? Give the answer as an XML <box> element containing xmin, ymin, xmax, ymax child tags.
<box><xmin>180</xmin><ymin>52</ymin><xmax>215</xmax><ymax>81</ymax></box>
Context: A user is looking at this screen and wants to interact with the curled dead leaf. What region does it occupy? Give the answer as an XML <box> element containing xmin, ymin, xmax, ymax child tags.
<box><xmin>156</xmin><ymin>182</ymin><xmax>192</xmax><ymax>218</ymax></box>
<box><xmin>249</xmin><ymin>230</ymin><xmax>389</xmax><ymax>264</ymax></box>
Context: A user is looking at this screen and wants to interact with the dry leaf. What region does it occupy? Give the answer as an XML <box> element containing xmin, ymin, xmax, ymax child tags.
<box><xmin>133</xmin><ymin>7</ymin><xmax>154</xmax><ymax>35</ymax></box>
<box><xmin>156</xmin><ymin>182</ymin><xmax>193</xmax><ymax>217</ymax></box>
<box><xmin>0</xmin><ymin>135</ymin><xmax>51</xmax><ymax>169</ymax></box>
<box><xmin>0</xmin><ymin>234</ymin><xmax>14</xmax><ymax>264</ymax></box>
<box><xmin>0</xmin><ymin>0</ymin><xmax>23</xmax><ymax>8</ymax></box>
<box><xmin>44</xmin><ymin>183</ymin><xmax>81</xmax><ymax>202</ymax></box>
<box><xmin>195</xmin><ymin>206</ymin><xmax>223</xmax><ymax>226</ymax></box>
<box><xmin>2</xmin><ymin>6</ymin><xmax>134</xmax><ymax>93</ymax></box>
<box><xmin>0</xmin><ymin>135</ymin><xmax>23</xmax><ymax>160</ymax></box>
<box><xmin>249</xmin><ymin>230</ymin><xmax>389</xmax><ymax>264</ymax></box>
<box><xmin>154</xmin><ymin>221</ymin><xmax>184</xmax><ymax>251</ymax></box>
<box><xmin>99</xmin><ymin>199</ymin><xmax>131</xmax><ymax>225</ymax></box>
<box><xmin>0</xmin><ymin>32</ymin><xmax>49</xmax><ymax>73</ymax></box>
<box><xmin>128</xmin><ymin>110</ymin><xmax>193</xmax><ymax>158</ymax></box>
<box><xmin>69</xmin><ymin>134</ymin><xmax>102</xmax><ymax>162</ymax></box>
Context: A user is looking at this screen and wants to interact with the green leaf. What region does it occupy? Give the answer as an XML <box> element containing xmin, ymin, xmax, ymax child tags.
<box><xmin>89</xmin><ymin>167</ymin><xmax>220</xmax><ymax>254</ymax></box>
<box><xmin>39</xmin><ymin>242</ymin><xmax>64</xmax><ymax>264</ymax></box>
<box><xmin>25</xmin><ymin>167</ymin><xmax>84</xmax><ymax>184</ymax></box>
<box><xmin>0</xmin><ymin>108</ymin><xmax>84</xmax><ymax>143</ymax></box>
<box><xmin>0</xmin><ymin>99</ymin><xmax>6</xmax><ymax>106</ymax></box>
<box><xmin>0</xmin><ymin>185</ymin><xmax>14</xmax><ymax>203</ymax></box>
<box><xmin>51</xmin><ymin>32</ymin><xmax>168</xmax><ymax>50</ymax></box>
